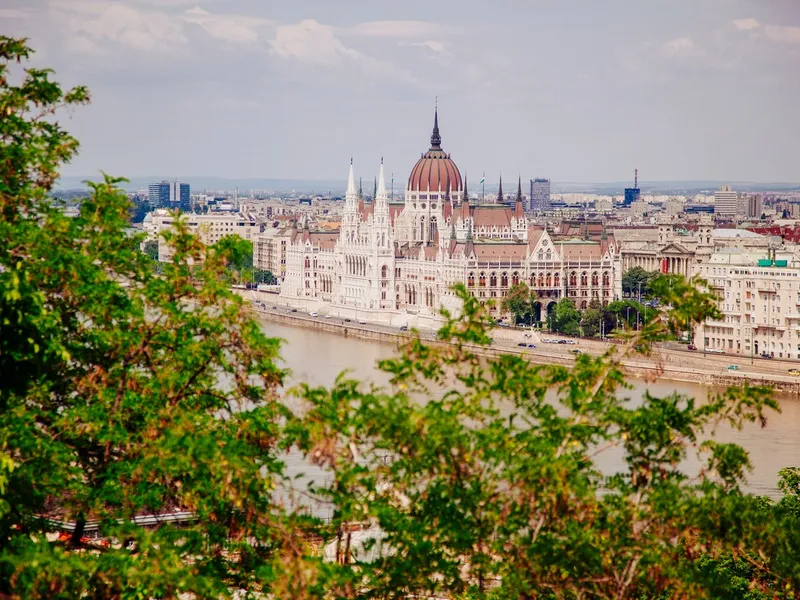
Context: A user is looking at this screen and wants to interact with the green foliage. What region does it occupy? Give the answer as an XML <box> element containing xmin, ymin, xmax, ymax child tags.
<box><xmin>500</xmin><ymin>282</ymin><xmax>536</xmax><ymax>324</ymax></box>
<box><xmin>552</xmin><ymin>296</ymin><xmax>581</xmax><ymax>335</ymax></box>
<box><xmin>1</xmin><ymin>36</ymin><xmax>799</xmax><ymax>600</ymax></box>
<box><xmin>622</xmin><ymin>266</ymin><xmax>660</xmax><ymax>297</ymax></box>
<box><xmin>0</xmin><ymin>38</ymin><xmax>303</xmax><ymax>600</ymax></box>
<box><xmin>141</xmin><ymin>239</ymin><xmax>159</xmax><ymax>261</ymax></box>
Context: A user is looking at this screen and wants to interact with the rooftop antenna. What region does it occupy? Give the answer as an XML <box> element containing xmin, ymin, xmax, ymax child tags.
<box><xmin>634</xmin><ymin>168</ymin><xmax>639</xmax><ymax>189</ymax></box>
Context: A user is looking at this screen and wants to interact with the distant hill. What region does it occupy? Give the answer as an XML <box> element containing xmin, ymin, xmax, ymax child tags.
<box><xmin>54</xmin><ymin>175</ymin><xmax>800</xmax><ymax>196</ymax></box>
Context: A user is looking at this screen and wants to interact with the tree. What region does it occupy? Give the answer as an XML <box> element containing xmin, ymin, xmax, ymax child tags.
<box><xmin>622</xmin><ymin>265</ymin><xmax>660</xmax><ymax>298</ymax></box>
<box><xmin>0</xmin><ymin>37</ymin><xmax>307</xmax><ymax>599</ymax></box>
<box><xmin>501</xmin><ymin>282</ymin><xmax>536</xmax><ymax>324</ymax></box>
<box><xmin>552</xmin><ymin>297</ymin><xmax>581</xmax><ymax>335</ymax></box>
<box><xmin>2</xmin><ymin>37</ymin><xmax>799</xmax><ymax>600</ymax></box>
<box><xmin>142</xmin><ymin>239</ymin><xmax>159</xmax><ymax>261</ymax></box>
<box><xmin>608</xmin><ymin>298</ymin><xmax>647</xmax><ymax>329</ymax></box>
<box><xmin>580</xmin><ymin>297</ymin><xmax>606</xmax><ymax>337</ymax></box>
<box><xmin>294</xmin><ymin>281</ymin><xmax>800</xmax><ymax>600</ymax></box>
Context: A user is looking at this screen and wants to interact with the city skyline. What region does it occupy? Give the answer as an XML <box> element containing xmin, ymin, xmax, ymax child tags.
<box><xmin>3</xmin><ymin>0</ymin><xmax>800</xmax><ymax>182</ymax></box>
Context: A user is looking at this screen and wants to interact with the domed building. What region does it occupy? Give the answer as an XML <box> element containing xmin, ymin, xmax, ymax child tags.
<box><xmin>395</xmin><ymin>107</ymin><xmax>466</xmax><ymax>245</ymax></box>
<box><xmin>279</xmin><ymin>106</ymin><xmax>622</xmax><ymax>327</ymax></box>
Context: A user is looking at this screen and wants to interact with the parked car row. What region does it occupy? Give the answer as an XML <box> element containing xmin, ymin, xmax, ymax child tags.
<box><xmin>517</xmin><ymin>343</ymin><xmax>537</xmax><ymax>349</ymax></box>
<box><xmin>541</xmin><ymin>338</ymin><xmax>578</xmax><ymax>345</ymax></box>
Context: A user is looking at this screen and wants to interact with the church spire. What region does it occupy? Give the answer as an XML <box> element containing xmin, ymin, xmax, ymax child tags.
<box><xmin>497</xmin><ymin>174</ymin><xmax>503</xmax><ymax>204</ymax></box>
<box><xmin>461</xmin><ymin>171</ymin><xmax>468</xmax><ymax>204</ymax></box>
<box><xmin>515</xmin><ymin>175</ymin><xmax>525</xmax><ymax>218</ymax></box>
<box><xmin>430</xmin><ymin>98</ymin><xmax>441</xmax><ymax>150</ymax></box>
<box><xmin>376</xmin><ymin>157</ymin><xmax>387</xmax><ymax>203</ymax></box>
<box><xmin>346</xmin><ymin>158</ymin><xmax>356</xmax><ymax>199</ymax></box>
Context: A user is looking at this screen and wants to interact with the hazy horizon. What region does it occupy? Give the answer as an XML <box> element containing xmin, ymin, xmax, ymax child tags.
<box><xmin>5</xmin><ymin>0</ymin><xmax>800</xmax><ymax>183</ymax></box>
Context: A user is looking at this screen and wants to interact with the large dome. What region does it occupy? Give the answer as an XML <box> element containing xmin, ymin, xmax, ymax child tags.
<box><xmin>407</xmin><ymin>109</ymin><xmax>462</xmax><ymax>194</ymax></box>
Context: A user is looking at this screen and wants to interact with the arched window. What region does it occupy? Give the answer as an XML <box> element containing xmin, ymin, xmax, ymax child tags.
<box><xmin>591</xmin><ymin>272</ymin><xmax>599</xmax><ymax>286</ymax></box>
<box><xmin>538</xmin><ymin>273</ymin><xmax>545</xmax><ymax>287</ymax></box>
<box><xmin>479</xmin><ymin>272</ymin><xmax>486</xmax><ymax>287</ymax></box>
<box><xmin>490</xmin><ymin>273</ymin><xmax>497</xmax><ymax>287</ymax></box>
<box><xmin>420</xmin><ymin>216</ymin><xmax>426</xmax><ymax>242</ymax></box>
<box><xmin>546</xmin><ymin>273</ymin><xmax>552</xmax><ymax>287</ymax></box>
<box><xmin>602</xmin><ymin>271</ymin><xmax>610</xmax><ymax>286</ymax></box>
<box><xmin>468</xmin><ymin>272</ymin><xmax>475</xmax><ymax>287</ymax></box>
<box><xmin>581</xmin><ymin>272</ymin><xmax>588</xmax><ymax>286</ymax></box>
<box><xmin>538</xmin><ymin>250</ymin><xmax>544</xmax><ymax>261</ymax></box>
<box><xmin>581</xmin><ymin>300</ymin><xmax>587</xmax><ymax>310</ymax></box>
<box><xmin>381</xmin><ymin>265</ymin><xmax>388</xmax><ymax>278</ymax></box>
<box><xmin>546</xmin><ymin>251</ymin><xmax>552</xmax><ymax>260</ymax></box>
<box><xmin>512</xmin><ymin>272</ymin><xmax>520</xmax><ymax>286</ymax></box>
<box><xmin>530</xmin><ymin>274</ymin><xmax>535</xmax><ymax>287</ymax></box>
<box><xmin>554</xmin><ymin>273</ymin><xmax>560</xmax><ymax>287</ymax></box>
<box><xmin>501</xmin><ymin>272</ymin><xmax>508</xmax><ymax>287</ymax></box>
<box><xmin>304</xmin><ymin>257</ymin><xmax>310</xmax><ymax>269</ymax></box>
<box><xmin>569</xmin><ymin>272</ymin><xmax>577</xmax><ymax>286</ymax></box>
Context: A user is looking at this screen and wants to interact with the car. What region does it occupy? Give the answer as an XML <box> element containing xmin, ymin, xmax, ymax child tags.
<box><xmin>761</xmin><ymin>353</ymin><xmax>773</xmax><ymax>359</ymax></box>
<box><xmin>518</xmin><ymin>342</ymin><xmax>527</xmax><ymax>347</ymax></box>
<box><xmin>358</xmin><ymin>319</ymin><xmax>367</xmax><ymax>325</ymax></box>
<box><xmin>687</xmin><ymin>344</ymin><xmax>697</xmax><ymax>351</ymax></box>
<box><xmin>558</xmin><ymin>340</ymin><xmax>568</xmax><ymax>345</ymax></box>
<box><xmin>788</xmin><ymin>369</ymin><xmax>800</xmax><ymax>376</ymax></box>
<box><xmin>344</xmin><ymin>318</ymin><xmax>352</xmax><ymax>323</ymax></box>
<box><xmin>727</xmin><ymin>365</ymin><xmax>739</xmax><ymax>371</ymax></box>
<box><xmin>527</xmin><ymin>344</ymin><xmax>536</xmax><ymax>349</ymax></box>
<box><xmin>309</xmin><ymin>312</ymin><xmax>318</xmax><ymax>317</ymax></box>
<box><xmin>290</xmin><ymin>309</ymin><xmax>297</xmax><ymax>313</ymax></box>
<box><xmin>272</xmin><ymin>306</ymin><xmax>277</xmax><ymax>309</ymax></box>
<box><xmin>399</xmin><ymin>325</ymin><xmax>408</xmax><ymax>331</ymax></box>
<box><xmin>571</xmin><ymin>349</ymin><xmax>582</xmax><ymax>355</ymax></box>
<box><xmin>497</xmin><ymin>322</ymin><xmax>510</xmax><ymax>328</ymax></box>
<box><xmin>323</xmin><ymin>314</ymin><xmax>331</xmax><ymax>318</ymax></box>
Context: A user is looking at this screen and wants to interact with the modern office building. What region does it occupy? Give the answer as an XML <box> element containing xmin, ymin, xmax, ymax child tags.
<box><xmin>148</xmin><ymin>180</ymin><xmax>191</xmax><ymax>212</ymax></box>
<box><xmin>530</xmin><ymin>178</ymin><xmax>551</xmax><ymax>211</ymax></box>
<box><xmin>148</xmin><ymin>181</ymin><xmax>171</xmax><ymax>208</ymax></box>
<box><xmin>622</xmin><ymin>169</ymin><xmax>641</xmax><ymax>207</ymax></box>
<box><xmin>714</xmin><ymin>185</ymin><xmax>739</xmax><ymax>217</ymax></box>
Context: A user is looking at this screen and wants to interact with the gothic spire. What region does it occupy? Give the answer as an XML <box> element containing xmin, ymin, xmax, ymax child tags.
<box><xmin>517</xmin><ymin>175</ymin><xmax>523</xmax><ymax>202</ymax></box>
<box><xmin>461</xmin><ymin>171</ymin><xmax>468</xmax><ymax>204</ymax></box>
<box><xmin>346</xmin><ymin>158</ymin><xmax>356</xmax><ymax>199</ymax></box>
<box><xmin>515</xmin><ymin>175</ymin><xmax>525</xmax><ymax>218</ymax></box>
<box><xmin>430</xmin><ymin>98</ymin><xmax>441</xmax><ymax>149</ymax></box>
<box><xmin>497</xmin><ymin>175</ymin><xmax>503</xmax><ymax>204</ymax></box>
<box><xmin>376</xmin><ymin>157</ymin><xmax>387</xmax><ymax>203</ymax></box>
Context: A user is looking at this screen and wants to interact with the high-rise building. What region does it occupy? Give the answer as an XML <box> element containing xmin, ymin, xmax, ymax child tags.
<box><xmin>746</xmin><ymin>193</ymin><xmax>764</xmax><ymax>219</ymax></box>
<box><xmin>148</xmin><ymin>181</ymin><xmax>171</xmax><ymax>208</ymax></box>
<box><xmin>714</xmin><ymin>185</ymin><xmax>739</xmax><ymax>217</ymax></box>
<box><xmin>149</xmin><ymin>180</ymin><xmax>191</xmax><ymax>212</ymax></box>
<box><xmin>530</xmin><ymin>178</ymin><xmax>551</xmax><ymax>211</ymax></box>
<box><xmin>623</xmin><ymin>168</ymin><xmax>640</xmax><ymax>207</ymax></box>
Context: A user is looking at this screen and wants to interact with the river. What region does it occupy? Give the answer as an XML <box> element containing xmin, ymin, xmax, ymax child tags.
<box><xmin>264</xmin><ymin>320</ymin><xmax>800</xmax><ymax>500</ymax></box>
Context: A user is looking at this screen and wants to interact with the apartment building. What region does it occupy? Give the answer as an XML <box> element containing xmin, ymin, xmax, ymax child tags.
<box><xmin>696</xmin><ymin>249</ymin><xmax>800</xmax><ymax>359</ymax></box>
<box><xmin>253</xmin><ymin>226</ymin><xmax>296</xmax><ymax>280</ymax></box>
<box><xmin>143</xmin><ymin>209</ymin><xmax>260</xmax><ymax>262</ymax></box>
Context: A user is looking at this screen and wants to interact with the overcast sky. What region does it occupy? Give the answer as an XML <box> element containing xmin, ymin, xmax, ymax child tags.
<box><xmin>3</xmin><ymin>0</ymin><xmax>799</xmax><ymax>184</ymax></box>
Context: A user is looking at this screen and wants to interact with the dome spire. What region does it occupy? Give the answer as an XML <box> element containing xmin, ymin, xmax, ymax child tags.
<box><xmin>430</xmin><ymin>97</ymin><xmax>441</xmax><ymax>150</ymax></box>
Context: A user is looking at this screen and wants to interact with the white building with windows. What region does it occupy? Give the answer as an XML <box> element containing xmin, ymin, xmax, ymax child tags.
<box><xmin>279</xmin><ymin>109</ymin><xmax>622</xmax><ymax>326</ymax></box>
<box><xmin>143</xmin><ymin>209</ymin><xmax>260</xmax><ymax>262</ymax></box>
<box><xmin>696</xmin><ymin>249</ymin><xmax>800</xmax><ymax>359</ymax></box>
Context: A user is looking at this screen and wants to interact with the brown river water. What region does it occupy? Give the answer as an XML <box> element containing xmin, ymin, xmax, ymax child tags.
<box><xmin>262</xmin><ymin>320</ymin><xmax>800</xmax><ymax>501</ymax></box>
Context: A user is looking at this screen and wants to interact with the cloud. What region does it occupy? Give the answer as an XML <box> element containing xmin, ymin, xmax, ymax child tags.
<box><xmin>0</xmin><ymin>7</ymin><xmax>31</xmax><ymax>19</ymax></box>
<box><xmin>182</xmin><ymin>6</ymin><xmax>273</xmax><ymax>45</ymax></box>
<box><xmin>51</xmin><ymin>0</ymin><xmax>188</xmax><ymax>54</ymax></box>
<box><xmin>764</xmin><ymin>24</ymin><xmax>800</xmax><ymax>44</ymax></box>
<box><xmin>402</xmin><ymin>40</ymin><xmax>453</xmax><ymax>61</ymax></box>
<box><xmin>732</xmin><ymin>18</ymin><xmax>800</xmax><ymax>44</ymax></box>
<box><xmin>346</xmin><ymin>20</ymin><xmax>453</xmax><ymax>39</ymax></box>
<box><xmin>661</xmin><ymin>37</ymin><xmax>699</xmax><ymax>58</ymax></box>
<box><xmin>270</xmin><ymin>19</ymin><xmax>373</xmax><ymax>67</ymax></box>
<box><xmin>733</xmin><ymin>18</ymin><xmax>760</xmax><ymax>31</ymax></box>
